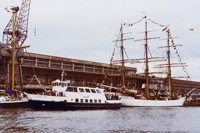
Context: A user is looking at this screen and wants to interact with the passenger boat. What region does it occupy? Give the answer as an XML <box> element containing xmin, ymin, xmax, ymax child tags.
<box><xmin>25</xmin><ymin>79</ymin><xmax>121</xmax><ymax>110</ymax></box>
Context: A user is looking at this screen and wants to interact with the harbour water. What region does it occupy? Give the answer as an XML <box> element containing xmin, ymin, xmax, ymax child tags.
<box><xmin>0</xmin><ymin>107</ymin><xmax>200</xmax><ymax>133</ymax></box>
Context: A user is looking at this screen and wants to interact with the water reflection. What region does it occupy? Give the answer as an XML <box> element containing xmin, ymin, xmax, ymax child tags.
<box><xmin>0</xmin><ymin>107</ymin><xmax>200</xmax><ymax>132</ymax></box>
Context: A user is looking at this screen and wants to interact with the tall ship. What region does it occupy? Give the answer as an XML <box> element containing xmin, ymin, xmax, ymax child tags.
<box><xmin>102</xmin><ymin>16</ymin><xmax>189</xmax><ymax>107</ymax></box>
<box><xmin>25</xmin><ymin>79</ymin><xmax>121</xmax><ymax>110</ymax></box>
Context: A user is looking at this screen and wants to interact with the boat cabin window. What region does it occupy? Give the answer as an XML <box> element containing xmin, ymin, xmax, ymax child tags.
<box><xmin>66</xmin><ymin>87</ymin><xmax>77</xmax><ymax>92</ymax></box>
<box><xmin>91</xmin><ymin>89</ymin><xmax>96</xmax><ymax>93</ymax></box>
<box><xmin>61</xmin><ymin>83</ymin><xmax>65</xmax><ymax>87</ymax></box>
<box><xmin>75</xmin><ymin>99</ymin><xmax>79</xmax><ymax>102</ymax></box>
<box><xmin>79</xmin><ymin>88</ymin><xmax>85</xmax><ymax>93</ymax></box>
<box><xmin>90</xmin><ymin>99</ymin><xmax>93</xmax><ymax>103</ymax></box>
<box><xmin>80</xmin><ymin>99</ymin><xmax>84</xmax><ymax>103</ymax></box>
<box><xmin>68</xmin><ymin>88</ymin><xmax>74</xmax><ymax>92</ymax></box>
<box><xmin>94</xmin><ymin>99</ymin><xmax>97</xmax><ymax>103</ymax></box>
<box><xmin>53</xmin><ymin>83</ymin><xmax>60</xmax><ymax>86</ymax></box>
<box><xmin>96</xmin><ymin>90</ymin><xmax>101</xmax><ymax>94</ymax></box>
<box><xmin>85</xmin><ymin>89</ymin><xmax>91</xmax><ymax>93</ymax></box>
<box><xmin>85</xmin><ymin>99</ymin><xmax>88</xmax><ymax>103</ymax></box>
<box><xmin>98</xmin><ymin>99</ymin><xmax>101</xmax><ymax>103</ymax></box>
<box><xmin>74</xmin><ymin>88</ymin><xmax>78</xmax><ymax>92</ymax></box>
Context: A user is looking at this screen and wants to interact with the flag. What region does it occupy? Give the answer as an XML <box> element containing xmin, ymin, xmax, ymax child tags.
<box><xmin>190</xmin><ymin>28</ymin><xmax>194</xmax><ymax>31</ymax></box>
<box><xmin>162</xmin><ymin>27</ymin><xmax>168</xmax><ymax>31</ymax></box>
<box><xmin>8</xmin><ymin>45</ymin><xmax>12</xmax><ymax>51</ymax></box>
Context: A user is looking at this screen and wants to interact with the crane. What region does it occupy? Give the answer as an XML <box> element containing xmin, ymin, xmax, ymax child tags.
<box><xmin>0</xmin><ymin>0</ymin><xmax>31</xmax><ymax>90</ymax></box>
<box><xmin>1</xmin><ymin>0</ymin><xmax>31</xmax><ymax>56</ymax></box>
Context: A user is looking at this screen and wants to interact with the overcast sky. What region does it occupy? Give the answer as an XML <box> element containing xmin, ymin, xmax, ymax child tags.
<box><xmin>0</xmin><ymin>0</ymin><xmax>200</xmax><ymax>81</ymax></box>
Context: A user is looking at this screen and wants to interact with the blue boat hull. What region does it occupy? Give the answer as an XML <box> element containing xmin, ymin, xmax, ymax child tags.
<box><xmin>29</xmin><ymin>100</ymin><xmax>121</xmax><ymax>110</ymax></box>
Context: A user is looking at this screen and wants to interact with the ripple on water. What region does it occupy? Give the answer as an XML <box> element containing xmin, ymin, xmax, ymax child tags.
<box><xmin>0</xmin><ymin>107</ymin><xmax>200</xmax><ymax>132</ymax></box>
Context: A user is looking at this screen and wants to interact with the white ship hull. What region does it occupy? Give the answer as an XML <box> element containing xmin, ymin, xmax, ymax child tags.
<box><xmin>121</xmin><ymin>96</ymin><xmax>185</xmax><ymax>107</ymax></box>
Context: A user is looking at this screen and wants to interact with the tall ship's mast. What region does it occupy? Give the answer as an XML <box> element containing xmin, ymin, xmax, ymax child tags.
<box><xmin>120</xmin><ymin>23</ymin><xmax>126</xmax><ymax>89</ymax></box>
<box><xmin>144</xmin><ymin>16</ymin><xmax>150</xmax><ymax>99</ymax></box>
<box><xmin>166</xmin><ymin>30</ymin><xmax>172</xmax><ymax>98</ymax></box>
<box><xmin>7</xmin><ymin>7</ymin><xmax>30</xmax><ymax>97</ymax></box>
<box><xmin>11</xmin><ymin>7</ymin><xmax>17</xmax><ymax>94</ymax></box>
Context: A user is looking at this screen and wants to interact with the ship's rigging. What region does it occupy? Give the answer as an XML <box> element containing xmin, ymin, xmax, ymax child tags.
<box><xmin>102</xmin><ymin>15</ymin><xmax>190</xmax><ymax>100</ymax></box>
